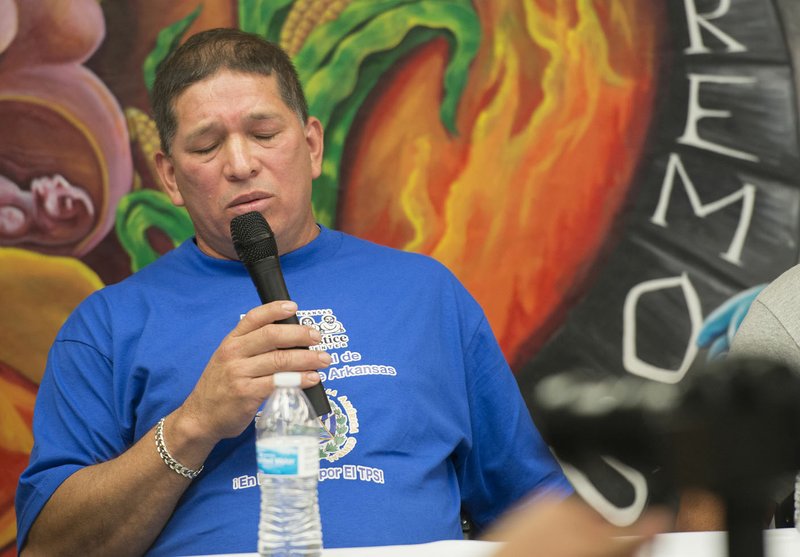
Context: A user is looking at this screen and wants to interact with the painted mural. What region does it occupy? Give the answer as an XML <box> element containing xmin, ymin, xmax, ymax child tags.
<box><xmin>1</xmin><ymin>0</ymin><xmax>799</xmax><ymax>554</ymax></box>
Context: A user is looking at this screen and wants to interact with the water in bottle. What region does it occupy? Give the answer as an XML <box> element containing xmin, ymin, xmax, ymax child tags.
<box><xmin>257</xmin><ymin>371</ymin><xmax>322</xmax><ymax>557</ymax></box>
<box><xmin>795</xmin><ymin>471</ymin><xmax>800</xmax><ymax>530</ymax></box>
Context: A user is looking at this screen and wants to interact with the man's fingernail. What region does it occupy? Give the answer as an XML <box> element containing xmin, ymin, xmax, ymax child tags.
<box><xmin>281</xmin><ymin>301</ymin><xmax>298</xmax><ymax>312</ymax></box>
<box><xmin>309</xmin><ymin>328</ymin><xmax>321</xmax><ymax>342</ymax></box>
<box><xmin>305</xmin><ymin>371</ymin><xmax>321</xmax><ymax>382</ymax></box>
<box><xmin>318</xmin><ymin>352</ymin><xmax>332</xmax><ymax>366</ymax></box>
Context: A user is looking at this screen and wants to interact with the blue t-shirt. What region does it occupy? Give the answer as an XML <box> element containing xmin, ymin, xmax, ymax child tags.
<box><xmin>16</xmin><ymin>226</ymin><xmax>571</xmax><ymax>556</ymax></box>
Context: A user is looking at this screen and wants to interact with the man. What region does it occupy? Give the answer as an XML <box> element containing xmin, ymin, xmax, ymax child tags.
<box><xmin>16</xmin><ymin>28</ymin><xmax>572</xmax><ymax>556</ymax></box>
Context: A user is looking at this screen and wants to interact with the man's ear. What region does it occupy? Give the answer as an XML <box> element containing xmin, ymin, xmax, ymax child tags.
<box><xmin>155</xmin><ymin>150</ymin><xmax>184</xmax><ymax>207</ymax></box>
<box><xmin>305</xmin><ymin>117</ymin><xmax>324</xmax><ymax>180</ymax></box>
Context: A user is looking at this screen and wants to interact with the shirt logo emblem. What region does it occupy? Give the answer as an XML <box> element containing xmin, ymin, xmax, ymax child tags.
<box><xmin>319</xmin><ymin>389</ymin><xmax>358</xmax><ymax>462</ymax></box>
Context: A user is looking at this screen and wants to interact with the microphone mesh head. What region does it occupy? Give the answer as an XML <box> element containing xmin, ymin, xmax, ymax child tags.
<box><xmin>230</xmin><ymin>211</ymin><xmax>278</xmax><ymax>264</ymax></box>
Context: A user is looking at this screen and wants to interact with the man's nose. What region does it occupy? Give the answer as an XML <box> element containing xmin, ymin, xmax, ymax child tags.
<box><xmin>223</xmin><ymin>136</ymin><xmax>259</xmax><ymax>181</ymax></box>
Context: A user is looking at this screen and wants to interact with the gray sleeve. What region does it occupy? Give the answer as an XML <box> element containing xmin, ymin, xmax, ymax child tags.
<box><xmin>729</xmin><ymin>299</ymin><xmax>800</xmax><ymax>373</ymax></box>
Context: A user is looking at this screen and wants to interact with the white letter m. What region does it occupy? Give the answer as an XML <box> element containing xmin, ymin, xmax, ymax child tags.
<box><xmin>650</xmin><ymin>153</ymin><xmax>755</xmax><ymax>266</ymax></box>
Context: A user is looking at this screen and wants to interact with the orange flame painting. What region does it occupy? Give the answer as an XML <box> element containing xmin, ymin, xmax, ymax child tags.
<box><xmin>339</xmin><ymin>0</ymin><xmax>661</xmax><ymax>365</ymax></box>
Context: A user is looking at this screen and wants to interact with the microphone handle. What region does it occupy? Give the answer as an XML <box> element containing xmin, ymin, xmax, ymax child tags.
<box><xmin>248</xmin><ymin>257</ymin><xmax>332</xmax><ymax>417</ymax></box>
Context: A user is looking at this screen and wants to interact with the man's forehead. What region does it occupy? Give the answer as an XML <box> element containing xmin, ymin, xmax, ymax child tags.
<box><xmin>177</xmin><ymin>108</ymin><xmax>287</xmax><ymax>140</ymax></box>
<box><xmin>173</xmin><ymin>70</ymin><xmax>281</xmax><ymax>113</ymax></box>
<box><xmin>173</xmin><ymin>73</ymin><xmax>288</xmax><ymax>135</ymax></box>
<box><xmin>184</xmin><ymin>68</ymin><xmax>277</xmax><ymax>93</ymax></box>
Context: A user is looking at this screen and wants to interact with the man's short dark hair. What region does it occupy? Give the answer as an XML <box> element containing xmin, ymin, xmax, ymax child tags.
<box><xmin>151</xmin><ymin>27</ymin><xmax>309</xmax><ymax>155</ymax></box>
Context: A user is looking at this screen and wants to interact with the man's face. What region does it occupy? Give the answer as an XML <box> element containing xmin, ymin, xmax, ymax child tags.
<box><xmin>156</xmin><ymin>70</ymin><xmax>323</xmax><ymax>259</ymax></box>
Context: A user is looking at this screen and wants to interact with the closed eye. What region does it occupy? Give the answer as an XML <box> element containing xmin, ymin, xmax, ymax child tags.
<box><xmin>193</xmin><ymin>145</ymin><xmax>217</xmax><ymax>155</ymax></box>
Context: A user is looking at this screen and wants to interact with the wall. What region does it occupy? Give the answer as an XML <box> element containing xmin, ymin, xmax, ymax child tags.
<box><xmin>1</xmin><ymin>0</ymin><xmax>798</xmax><ymax>553</ymax></box>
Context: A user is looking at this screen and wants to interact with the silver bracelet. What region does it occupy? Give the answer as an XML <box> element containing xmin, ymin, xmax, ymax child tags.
<box><xmin>155</xmin><ymin>416</ymin><xmax>203</xmax><ymax>480</ymax></box>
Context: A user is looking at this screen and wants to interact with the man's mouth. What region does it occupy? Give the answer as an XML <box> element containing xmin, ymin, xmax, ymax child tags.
<box><xmin>228</xmin><ymin>192</ymin><xmax>273</xmax><ymax>210</ymax></box>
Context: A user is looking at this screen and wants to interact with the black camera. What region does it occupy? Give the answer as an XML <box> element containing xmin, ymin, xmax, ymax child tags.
<box><xmin>534</xmin><ymin>358</ymin><xmax>800</xmax><ymax>557</ymax></box>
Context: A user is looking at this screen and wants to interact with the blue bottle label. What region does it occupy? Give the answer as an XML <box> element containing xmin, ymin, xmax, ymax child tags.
<box><xmin>256</xmin><ymin>437</ymin><xmax>318</xmax><ymax>477</ymax></box>
<box><xmin>257</xmin><ymin>447</ymin><xmax>300</xmax><ymax>475</ymax></box>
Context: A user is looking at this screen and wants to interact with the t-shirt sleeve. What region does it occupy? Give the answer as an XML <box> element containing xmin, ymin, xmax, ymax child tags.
<box><xmin>730</xmin><ymin>298</ymin><xmax>800</xmax><ymax>372</ymax></box>
<box><xmin>454</xmin><ymin>314</ymin><xmax>573</xmax><ymax>531</ymax></box>
<box><xmin>15</xmin><ymin>318</ymin><xmax>126</xmax><ymax>552</ymax></box>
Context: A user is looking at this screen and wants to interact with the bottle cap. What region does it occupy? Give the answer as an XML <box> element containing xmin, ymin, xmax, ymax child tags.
<box><xmin>273</xmin><ymin>371</ymin><xmax>302</xmax><ymax>388</ymax></box>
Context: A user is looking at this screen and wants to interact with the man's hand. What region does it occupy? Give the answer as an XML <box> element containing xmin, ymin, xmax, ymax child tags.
<box><xmin>168</xmin><ymin>301</ymin><xmax>330</xmax><ymax>464</ymax></box>
<box><xmin>485</xmin><ymin>495</ymin><xmax>671</xmax><ymax>557</ymax></box>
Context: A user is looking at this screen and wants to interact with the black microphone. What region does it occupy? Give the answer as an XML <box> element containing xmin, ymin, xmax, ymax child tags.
<box><xmin>230</xmin><ymin>211</ymin><xmax>331</xmax><ymax>417</ymax></box>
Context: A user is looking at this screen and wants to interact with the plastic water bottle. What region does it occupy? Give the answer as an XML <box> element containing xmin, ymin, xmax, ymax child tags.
<box><xmin>794</xmin><ymin>471</ymin><xmax>799</xmax><ymax>529</ymax></box>
<box><xmin>257</xmin><ymin>371</ymin><xmax>322</xmax><ymax>557</ymax></box>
